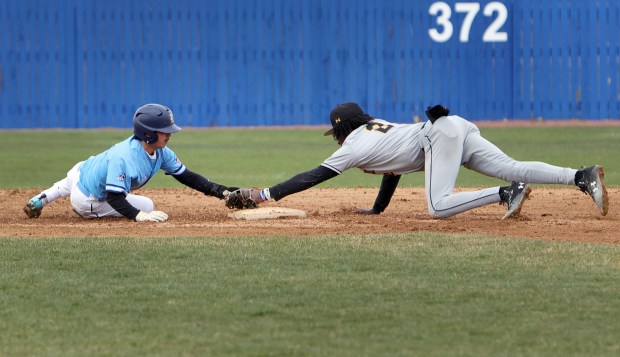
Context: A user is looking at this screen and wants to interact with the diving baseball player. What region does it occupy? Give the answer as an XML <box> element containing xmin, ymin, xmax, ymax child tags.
<box><xmin>226</xmin><ymin>102</ymin><xmax>608</xmax><ymax>219</ymax></box>
<box><xmin>23</xmin><ymin>104</ymin><xmax>236</xmax><ymax>222</ymax></box>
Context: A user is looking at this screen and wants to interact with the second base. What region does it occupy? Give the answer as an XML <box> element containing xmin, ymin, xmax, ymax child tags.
<box><xmin>227</xmin><ymin>207</ymin><xmax>307</xmax><ymax>221</ymax></box>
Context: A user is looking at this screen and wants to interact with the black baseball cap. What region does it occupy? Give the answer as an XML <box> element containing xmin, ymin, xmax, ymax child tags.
<box><xmin>323</xmin><ymin>102</ymin><xmax>371</xmax><ymax>136</ymax></box>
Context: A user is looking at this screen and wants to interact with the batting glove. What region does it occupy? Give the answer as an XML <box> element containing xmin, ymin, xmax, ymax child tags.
<box><xmin>135</xmin><ymin>210</ymin><xmax>169</xmax><ymax>222</ymax></box>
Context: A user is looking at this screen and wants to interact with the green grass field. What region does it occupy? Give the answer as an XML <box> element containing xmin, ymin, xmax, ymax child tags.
<box><xmin>3</xmin><ymin>126</ymin><xmax>620</xmax><ymax>189</ymax></box>
<box><xmin>1</xmin><ymin>126</ymin><xmax>619</xmax><ymax>356</ymax></box>
<box><xmin>1</xmin><ymin>235</ymin><xmax>618</xmax><ymax>356</ymax></box>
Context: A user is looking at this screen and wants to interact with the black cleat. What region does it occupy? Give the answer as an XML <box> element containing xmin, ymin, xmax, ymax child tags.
<box><xmin>501</xmin><ymin>182</ymin><xmax>531</xmax><ymax>220</ymax></box>
<box><xmin>577</xmin><ymin>165</ymin><xmax>609</xmax><ymax>216</ymax></box>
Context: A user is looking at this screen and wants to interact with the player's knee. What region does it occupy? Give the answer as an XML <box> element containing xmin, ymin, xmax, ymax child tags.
<box><xmin>128</xmin><ymin>195</ymin><xmax>154</xmax><ymax>213</ymax></box>
<box><xmin>428</xmin><ymin>211</ymin><xmax>452</xmax><ymax>219</ymax></box>
<box><xmin>143</xmin><ymin>198</ymin><xmax>155</xmax><ymax>213</ymax></box>
<box><xmin>427</xmin><ymin>205</ymin><xmax>453</xmax><ymax>218</ymax></box>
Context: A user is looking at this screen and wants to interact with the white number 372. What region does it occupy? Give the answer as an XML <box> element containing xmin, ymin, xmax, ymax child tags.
<box><xmin>428</xmin><ymin>1</ymin><xmax>508</xmax><ymax>43</ymax></box>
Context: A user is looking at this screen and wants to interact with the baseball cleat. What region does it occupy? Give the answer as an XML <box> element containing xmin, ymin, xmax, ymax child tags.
<box><xmin>577</xmin><ymin>165</ymin><xmax>609</xmax><ymax>216</ymax></box>
<box><xmin>23</xmin><ymin>193</ymin><xmax>46</xmax><ymax>219</ymax></box>
<box><xmin>502</xmin><ymin>182</ymin><xmax>531</xmax><ymax>220</ymax></box>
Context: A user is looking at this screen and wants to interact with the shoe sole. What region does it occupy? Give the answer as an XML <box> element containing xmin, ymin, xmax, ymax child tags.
<box><xmin>595</xmin><ymin>165</ymin><xmax>609</xmax><ymax>216</ymax></box>
<box><xmin>23</xmin><ymin>204</ymin><xmax>42</xmax><ymax>219</ymax></box>
<box><xmin>502</xmin><ymin>186</ymin><xmax>532</xmax><ymax>220</ymax></box>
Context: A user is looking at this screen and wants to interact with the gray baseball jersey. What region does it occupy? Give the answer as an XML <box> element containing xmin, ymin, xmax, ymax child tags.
<box><xmin>321</xmin><ymin>119</ymin><xmax>426</xmax><ymax>175</ymax></box>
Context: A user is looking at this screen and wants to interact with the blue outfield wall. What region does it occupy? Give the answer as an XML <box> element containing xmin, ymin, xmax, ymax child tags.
<box><xmin>0</xmin><ymin>0</ymin><xmax>618</xmax><ymax>129</ymax></box>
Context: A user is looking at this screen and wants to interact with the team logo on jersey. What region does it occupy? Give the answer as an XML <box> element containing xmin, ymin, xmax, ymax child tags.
<box><xmin>117</xmin><ymin>173</ymin><xmax>126</xmax><ymax>182</ymax></box>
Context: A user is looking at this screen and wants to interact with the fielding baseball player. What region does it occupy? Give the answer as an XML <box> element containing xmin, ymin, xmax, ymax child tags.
<box><xmin>23</xmin><ymin>104</ymin><xmax>236</xmax><ymax>222</ymax></box>
<box><xmin>226</xmin><ymin>102</ymin><xmax>608</xmax><ymax>219</ymax></box>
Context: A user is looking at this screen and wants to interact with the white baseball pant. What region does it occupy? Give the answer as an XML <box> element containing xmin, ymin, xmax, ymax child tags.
<box><xmin>42</xmin><ymin>161</ymin><xmax>154</xmax><ymax>218</ymax></box>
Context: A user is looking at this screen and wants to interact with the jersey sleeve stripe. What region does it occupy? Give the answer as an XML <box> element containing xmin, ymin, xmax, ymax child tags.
<box><xmin>320</xmin><ymin>163</ymin><xmax>342</xmax><ymax>174</ymax></box>
<box><xmin>167</xmin><ymin>165</ymin><xmax>186</xmax><ymax>176</ymax></box>
<box><xmin>105</xmin><ymin>185</ymin><xmax>127</xmax><ymax>194</ymax></box>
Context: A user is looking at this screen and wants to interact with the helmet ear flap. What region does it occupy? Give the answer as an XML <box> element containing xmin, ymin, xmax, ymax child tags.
<box><xmin>142</xmin><ymin>131</ymin><xmax>157</xmax><ymax>144</ymax></box>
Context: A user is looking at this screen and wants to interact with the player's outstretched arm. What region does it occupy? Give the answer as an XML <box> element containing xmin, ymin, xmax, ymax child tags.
<box><xmin>224</xmin><ymin>166</ymin><xmax>339</xmax><ymax>210</ymax></box>
<box><xmin>268</xmin><ymin>165</ymin><xmax>339</xmax><ymax>201</ymax></box>
<box><xmin>172</xmin><ymin>168</ymin><xmax>236</xmax><ymax>199</ymax></box>
<box><xmin>355</xmin><ymin>174</ymin><xmax>401</xmax><ymax>215</ymax></box>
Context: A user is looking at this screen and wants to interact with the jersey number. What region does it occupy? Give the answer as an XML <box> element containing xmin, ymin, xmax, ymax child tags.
<box><xmin>365</xmin><ymin>122</ymin><xmax>393</xmax><ymax>133</ymax></box>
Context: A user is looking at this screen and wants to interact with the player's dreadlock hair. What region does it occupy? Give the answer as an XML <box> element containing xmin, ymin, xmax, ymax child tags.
<box><xmin>324</xmin><ymin>102</ymin><xmax>374</xmax><ymax>144</ymax></box>
<box><xmin>332</xmin><ymin>114</ymin><xmax>373</xmax><ymax>143</ymax></box>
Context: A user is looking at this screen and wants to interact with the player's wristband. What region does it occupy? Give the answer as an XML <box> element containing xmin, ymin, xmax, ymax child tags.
<box><xmin>259</xmin><ymin>188</ymin><xmax>271</xmax><ymax>202</ymax></box>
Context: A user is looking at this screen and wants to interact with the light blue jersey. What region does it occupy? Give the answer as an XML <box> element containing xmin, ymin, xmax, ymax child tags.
<box><xmin>78</xmin><ymin>136</ymin><xmax>185</xmax><ymax>201</ymax></box>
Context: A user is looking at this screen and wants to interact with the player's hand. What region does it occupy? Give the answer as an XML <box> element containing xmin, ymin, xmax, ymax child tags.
<box><xmin>225</xmin><ymin>188</ymin><xmax>260</xmax><ymax>209</ymax></box>
<box><xmin>218</xmin><ymin>186</ymin><xmax>239</xmax><ymax>199</ymax></box>
<box><xmin>136</xmin><ymin>210</ymin><xmax>169</xmax><ymax>222</ymax></box>
<box><xmin>354</xmin><ymin>208</ymin><xmax>380</xmax><ymax>215</ymax></box>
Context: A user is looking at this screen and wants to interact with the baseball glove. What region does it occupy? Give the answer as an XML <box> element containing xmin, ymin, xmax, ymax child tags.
<box><xmin>225</xmin><ymin>188</ymin><xmax>259</xmax><ymax>209</ymax></box>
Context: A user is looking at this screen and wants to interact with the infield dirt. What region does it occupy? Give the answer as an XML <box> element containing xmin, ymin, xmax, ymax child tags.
<box><xmin>2</xmin><ymin>187</ymin><xmax>617</xmax><ymax>244</ymax></box>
